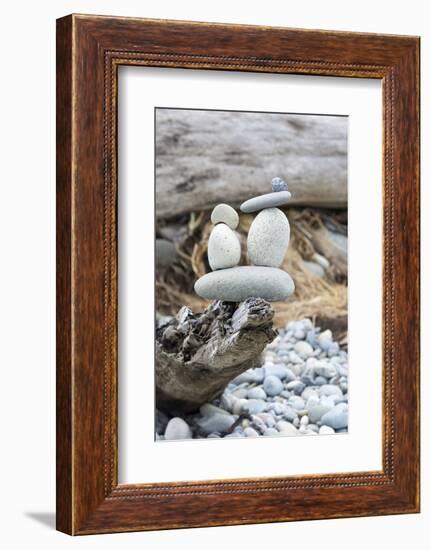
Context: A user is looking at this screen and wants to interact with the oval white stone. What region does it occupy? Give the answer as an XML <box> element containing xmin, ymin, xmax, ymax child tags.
<box><xmin>247</xmin><ymin>208</ymin><xmax>290</xmax><ymax>267</ymax></box>
<box><xmin>211</xmin><ymin>203</ymin><xmax>239</xmax><ymax>229</ymax></box>
<box><xmin>208</xmin><ymin>223</ymin><xmax>241</xmax><ymax>270</ymax></box>
<box><xmin>164</xmin><ymin>417</ymin><xmax>192</xmax><ymax>440</ymax></box>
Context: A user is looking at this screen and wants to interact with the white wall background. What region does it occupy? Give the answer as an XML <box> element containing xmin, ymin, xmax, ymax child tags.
<box><xmin>0</xmin><ymin>0</ymin><xmax>427</xmax><ymax>548</ymax></box>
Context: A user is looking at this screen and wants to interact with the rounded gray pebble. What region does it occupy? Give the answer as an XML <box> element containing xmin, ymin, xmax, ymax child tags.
<box><xmin>247</xmin><ymin>386</ymin><xmax>267</xmax><ymax>400</ymax></box>
<box><xmin>194</xmin><ymin>266</ymin><xmax>295</xmax><ymax>302</ymax></box>
<box><xmin>271</xmin><ymin>177</ymin><xmax>288</xmax><ymax>192</ymax></box>
<box><xmin>164</xmin><ymin>417</ymin><xmax>193</xmax><ymax>440</ymax></box>
<box><xmin>243</xmin><ymin>399</ymin><xmax>267</xmax><ymax>415</ymax></box>
<box><xmin>264</xmin><ymin>428</ymin><xmax>279</xmax><ymax>436</ymax></box>
<box><xmin>197</xmin><ymin>413</ymin><xmax>236</xmax><ymax>435</ymax></box>
<box><xmin>320</xmin><ymin>403</ymin><xmax>348</xmax><ymax>430</ymax></box>
<box><xmin>263</xmin><ymin>375</ymin><xmax>283</xmax><ymax>396</ymax></box>
<box><xmin>240</xmin><ymin>191</ymin><xmax>291</xmax><ymax>213</ymax></box>
<box><xmin>264</xmin><ymin>364</ymin><xmax>293</xmax><ymax>380</ymax></box>
<box><xmin>244</xmin><ymin>427</ymin><xmax>259</xmax><ymax>437</ymax></box>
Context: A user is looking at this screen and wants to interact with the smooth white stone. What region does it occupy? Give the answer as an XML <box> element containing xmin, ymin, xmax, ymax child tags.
<box><xmin>244</xmin><ymin>427</ymin><xmax>259</xmax><ymax>437</ymax></box>
<box><xmin>312</xmin><ymin>252</ymin><xmax>330</xmax><ymax>270</ymax></box>
<box><xmin>164</xmin><ymin>417</ymin><xmax>192</xmax><ymax>440</ymax></box>
<box><xmin>247</xmin><ymin>208</ymin><xmax>290</xmax><ymax>267</ymax></box>
<box><xmin>294</xmin><ymin>340</ymin><xmax>314</xmax><ymax>358</ymax></box>
<box><xmin>211</xmin><ymin>203</ymin><xmax>239</xmax><ymax>229</ymax></box>
<box><xmin>319</xmin><ymin>425</ymin><xmax>335</xmax><ymax>435</ymax></box>
<box><xmin>318</xmin><ymin>329</ymin><xmax>333</xmax><ymax>343</ymax></box>
<box><xmin>277</xmin><ymin>420</ymin><xmax>298</xmax><ymax>436</ymax></box>
<box><xmin>207</xmin><ymin>223</ymin><xmax>241</xmax><ymax>270</ymax></box>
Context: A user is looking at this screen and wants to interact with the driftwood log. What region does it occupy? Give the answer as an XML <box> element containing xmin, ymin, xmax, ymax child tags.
<box><xmin>156</xmin><ymin>109</ymin><xmax>347</xmax><ymax>219</ymax></box>
<box><xmin>156</xmin><ymin>298</ymin><xmax>277</xmax><ymax>414</ymax></box>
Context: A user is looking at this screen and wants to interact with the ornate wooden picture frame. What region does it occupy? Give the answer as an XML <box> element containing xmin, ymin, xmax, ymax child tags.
<box><xmin>56</xmin><ymin>14</ymin><xmax>420</xmax><ymax>535</ymax></box>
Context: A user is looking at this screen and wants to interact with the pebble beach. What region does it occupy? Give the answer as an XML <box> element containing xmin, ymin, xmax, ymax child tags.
<box><xmin>156</xmin><ymin>318</ymin><xmax>348</xmax><ymax>441</ymax></box>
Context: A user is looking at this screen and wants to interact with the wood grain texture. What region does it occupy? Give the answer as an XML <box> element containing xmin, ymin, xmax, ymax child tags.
<box><xmin>155</xmin><ymin>109</ymin><xmax>348</xmax><ymax>218</ymax></box>
<box><xmin>156</xmin><ymin>299</ymin><xmax>276</xmax><ymax>413</ymax></box>
<box><xmin>56</xmin><ymin>16</ymin><xmax>73</xmax><ymax>535</ymax></box>
<box><xmin>56</xmin><ymin>14</ymin><xmax>420</xmax><ymax>535</ymax></box>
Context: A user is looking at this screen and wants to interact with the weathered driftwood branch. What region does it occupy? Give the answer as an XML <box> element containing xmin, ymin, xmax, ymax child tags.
<box><xmin>156</xmin><ymin>109</ymin><xmax>347</xmax><ymax>219</ymax></box>
<box><xmin>156</xmin><ymin>298</ymin><xmax>277</xmax><ymax>414</ymax></box>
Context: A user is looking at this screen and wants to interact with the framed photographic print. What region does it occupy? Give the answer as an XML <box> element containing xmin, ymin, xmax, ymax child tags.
<box><xmin>56</xmin><ymin>14</ymin><xmax>420</xmax><ymax>534</ymax></box>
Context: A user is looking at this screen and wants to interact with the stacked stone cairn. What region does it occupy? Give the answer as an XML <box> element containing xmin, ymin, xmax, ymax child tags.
<box><xmin>194</xmin><ymin>177</ymin><xmax>294</xmax><ymax>302</ymax></box>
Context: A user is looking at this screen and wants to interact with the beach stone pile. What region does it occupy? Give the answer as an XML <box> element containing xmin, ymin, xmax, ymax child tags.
<box><xmin>194</xmin><ymin>177</ymin><xmax>295</xmax><ymax>302</ymax></box>
<box><xmin>157</xmin><ymin>318</ymin><xmax>349</xmax><ymax>440</ymax></box>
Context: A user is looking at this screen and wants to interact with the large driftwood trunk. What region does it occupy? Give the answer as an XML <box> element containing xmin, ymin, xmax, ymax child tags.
<box><xmin>156</xmin><ymin>298</ymin><xmax>276</xmax><ymax>414</ymax></box>
<box><xmin>156</xmin><ymin>109</ymin><xmax>347</xmax><ymax>219</ymax></box>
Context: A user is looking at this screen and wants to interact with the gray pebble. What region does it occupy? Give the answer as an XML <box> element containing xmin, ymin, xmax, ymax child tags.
<box><xmin>264</xmin><ymin>375</ymin><xmax>283</xmax><ymax>396</ymax></box>
<box><xmin>195</xmin><ymin>265</ymin><xmax>295</xmax><ymax>302</ymax></box>
<box><xmin>303</xmin><ymin>261</ymin><xmax>325</xmax><ymax>278</ymax></box>
<box><xmin>243</xmin><ymin>399</ymin><xmax>267</xmax><ymax>415</ymax></box>
<box><xmin>232</xmin><ymin>388</ymin><xmax>249</xmax><ymax>399</ymax></box>
<box><xmin>155</xmin><ymin>238</ymin><xmax>177</xmax><ymax>269</ymax></box>
<box><xmin>282</xmin><ymin>406</ymin><xmax>299</xmax><ymax>423</ymax></box>
<box><xmin>197</xmin><ymin>413</ymin><xmax>236</xmax><ymax>435</ymax></box>
<box><xmin>288</xmin><ymin>396</ymin><xmax>305</xmax><ymax>410</ymax></box>
<box><xmin>308</xmin><ymin>403</ymin><xmax>332</xmax><ymax>423</ymax></box>
<box><xmin>263</xmin><ymin>428</ymin><xmax>279</xmax><ymax>436</ymax></box>
<box><xmin>164</xmin><ymin>417</ymin><xmax>193</xmax><ymax>440</ymax></box>
<box><xmin>232</xmin><ymin>398</ymin><xmax>248</xmax><ymax>415</ymax></box>
<box><xmin>271</xmin><ymin>176</ymin><xmax>288</xmax><ymax>192</ymax></box>
<box><xmin>308</xmin><ymin>424</ymin><xmax>320</xmax><ymax>433</ymax></box>
<box><xmin>313</xmin><ymin>361</ymin><xmax>337</xmax><ymax>378</ymax></box>
<box><xmin>320</xmin><ymin>384</ymin><xmax>343</xmax><ymax>397</ymax></box>
<box><xmin>301</xmin><ymin>387</ymin><xmax>319</xmax><ymax>401</ymax></box>
<box><xmin>264</xmin><ymin>364</ymin><xmax>295</xmax><ymax>381</ymax></box>
<box><xmin>256</xmin><ymin>412</ymin><xmax>276</xmax><ymax>428</ymax></box>
<box><xmin>277</xmin><ymin>420</ymin><xmax>298</xmax><ymax>436</ymax></box>
<box><xmin>288</xmin><ymin>351</ymin><xmax>304</xmax><ymax>364</ymax></box>
<box><xmin>320</xmin><ymin>403</ymin><xmax>348</xmax><ymax>430</ymax></box>
<box><xmin>240</xmin><ymin>191</ymin><xmax>291</xmax><ymax>213</ymax></box>
<box><xmin>319</xmin><ymin>425</ymin><xmax>335</xmax><ymax>435</ymax></box>
<box><xmin>232</xmin><ymin>370</ymin><xmax>260</xmax><ymax>385</ymax></box>
<box><xmin>220</xmin><ymin>393</ymin><xmax>234</xmax><ymax>411</ymax></box>
<box><xmin>294</xmin><ymin>329</ymin><xmax>306</xmax><ymax>340</ymax></box>
<box><xmin>328</xmin><ymin>342</ymin><xmax>340</xmax><ymax>356</ymax></box>
<box><xmin>286</xmin><ymin>380</ymin><xmax>306</xmax><ymax>395</ymax></box>
<box><xmin>248</xmin><ymin>386</ymin><xmax>267</xmax><ymax>400</ymax></box>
